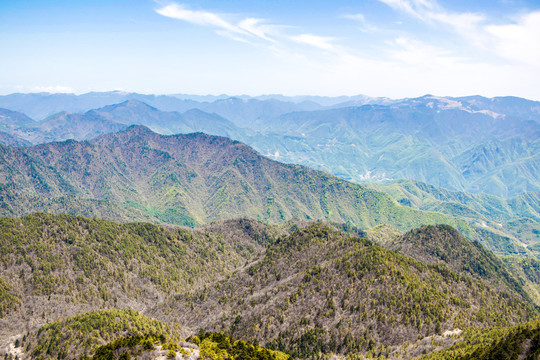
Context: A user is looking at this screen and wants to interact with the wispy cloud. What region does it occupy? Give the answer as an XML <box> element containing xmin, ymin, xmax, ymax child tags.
<box><xmin>155</xmin><ymin>2</ymin><xmax>339</xmax><ymax>52</ymax></box>
<box><xmin>156</xmin><ymin>4</ymin><xmax>240</xmax><ymax>33</ymax></box>
<box><xmin>485</xmin><ymin>11</ymin><xmax>540</xmax><ymax>66</ymax></box>
<box><xmin>290</xmin><ymin>34</ymin><xmax>337</xmax><ymax>51</ymax></box>
<box><xmin>16</xmin><ymin>85</ymin><xmax>75</xmax><ymax>94</ymax></box>
<box><xmin>156</xmin><ymin>3</ymin><xmax>281</xmax><ymax>44</ymax></box>
<box><xmin>342</xmin><ymin>13</ymin><xmax>378</xmax><ymax>32</ymax></box>
<box><xmin>376</xmin><ymin>0</ymin><xmax>540</xmax><ymax>67</ymax></box>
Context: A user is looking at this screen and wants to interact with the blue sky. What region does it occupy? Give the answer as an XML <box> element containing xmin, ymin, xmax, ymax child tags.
<box><xmin>1</xmin><ymin>0</ymin><xmax>539</xmax><ymax>99</ymax></box>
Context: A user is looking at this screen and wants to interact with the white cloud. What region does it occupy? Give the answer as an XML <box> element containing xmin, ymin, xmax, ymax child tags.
<box><xmin>342</xmin><ymin>13</ymin><xmax>378</xmax><ymax>32</ymax></box>
<box><xmin>238</xmin><ymin>18</ymin><xmax>278</xmax><ymax>42</ymax></box>
<box><xmin>343</xmin><ymin>13</ymin><xmax>366</xmax><ymax>22</ymax></box>
<box><xmin>376</xmin><ymin>0</ymin><xmax>540</xmax><ymax>68</ymax></box>
<box><xmin>486</xmin><ymin>11</ymin><xmax>540</xmax><ymax>66</ymax></box>
<box><xmin>290</xmin><ymin>34</ymin><xmax>337</xmax><ymax>51</ymax></box>
<box><xmin>388</xmin><ymin>36</ymin><xmax>460</xmax><ymax>67</ymax></box>
<box><xmin>17</xmin><ymin>85</ymin><xmax>75</xmax><ymax>94</ymax></box>
<box><xmin>156</xmin><ymin>3</ymin><xmax>240</xmax><ymax>34</ymax></box>
<box><xmin>156</xmin><ymin>2</ymin><xmax>340</xmax><ymax>53</ymax></box>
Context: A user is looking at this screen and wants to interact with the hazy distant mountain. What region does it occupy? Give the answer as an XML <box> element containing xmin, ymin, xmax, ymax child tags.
<box><xmin>90</xmin><ymin>99</ymin><xmax>245</xmax><ymax>139</ymax></box>
<box><xmin>0</xmin><ymin>131</ymin><xmax>31</xmax><ymax>147</ymax></box>
<box><xmin>0</xmin><ymin>92</ymin><xmax>325</xmax><ymax>122</ymax></box>
<box><xmin>0</xmin><ymin>92</ymin><xmax>538</xmax><ymax>198</ymax></box>
<box><xmin>0</xmin><ymin>100</ymin><xmax>249</xmax><ymax>145</ymax></box>
<box><xmin>0</xmin><ymin>91</ymin><xmax>199</xmax><ymax>120</ymax></box>
<box><xmin>253</xmin><ymin>96</ymin><xmax>540</xmax><ymax>197</ymax></box>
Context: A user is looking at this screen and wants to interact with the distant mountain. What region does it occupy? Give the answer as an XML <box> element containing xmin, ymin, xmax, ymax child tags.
<box><xmin>368</xmin><ymin>179</ymin><xmax>540</xmax><ymax>223</ymax></box>
<box><xmin>455</xmin><ymin>95</ymin><xmax>540</xmax><ymax>122</ymax></box>
<box><xmin>1</xmin><ymin>125</ymin><xmax>509</xmax><ymax>250</ymax></box>
<box><xmin>1</xmin><ymin>125</ymin><xmax>535</xmax><ymax>256</ymax></box>
<box><xmin>0</xmin><ymin>131</ymin><xmax>31</xmax><ymax>147</ymax></box>
<box><xmin>91</xmin><ymin>99</ymin><xmax>245</xmax><ymax>139</ymax></box>
<box><xmin>0</xmin><ymin>108</ymin><xmax>35</xmax><ymax>125</ymax></box>
<box><xmin>0</xmin><ymin>100</ymin><xmax>248</xmax><ymax>145</ymax></box>
<box><xmin>0</xmin><ymin>92</ymin><xmax>537</xmax><ymax>198</ymax></box>
<box><xmin>253</xmin><ymin>96</ymin><xmax>540</xmax><ymax>197</ymax></box>
<box><xmin>365</xmin><ymin>179</ymin><xmax>540</xmax><ymax>256</ymax></box>
<box><xmin>0</xmin><ymin>91</ymin><xmax>199</xmax><ymax>120</ymax></box>
<box><xmin>0</xmin><ymin>92</ymin><xmax>324</xmax><ymax>123</ymax></box>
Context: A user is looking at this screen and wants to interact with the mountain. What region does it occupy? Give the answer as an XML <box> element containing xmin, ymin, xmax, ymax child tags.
<box><xmin>0</xmin><ymin>125</ymin><xmax>505</xmax><ymax>246</ymax></box>
<box><xmin>388</xmin><ymin>225</ymin><xmax>529</xmax><ymax>299</ymax></box>
<box><xmin>1</xmin><ymin>125</ymin><xmax>534</xmax><ymax>256</ymax></box>
<box><xmin>0</xmin><ymin>213</ymin><xmax>279</xmax><ymax>346</ymax></box>
<box><xmin>0</xmin><ymin>92</ymin><xmax>323</xmax><ymax>123</ymax></box>
<box><xmin>0</xmin><ymin>131</ymin><xmax>31</xmax><ymax>147</ymax></box>
<box><xmin>0</xmin><ymin>92</ymin><xmax>199</xmax><ymax>120</ymax></box>
<box><xmin>0</xmin><ymin>108</ymin><xmax>35</xmax><ymax>126</ymax></box>
<box><xmin>367</xmin><ymin>179</ymin><xmax>540</xmax><ymax>223</ymax></box>
<box><xmin>0</xmin><ymin>92</ymin><xmax>538</xmax><ymax>198</ymax></box>
<box><xmin>195</xmin><ymin>97</ymin><xmax>322</xmax><ymax>128</ymax></box>
<box><xmin>418</xmin><ymin>319</ymin><xmax>540</xmax><ymax>360</ymax></box>
<box><xmin>0</xmin><ymin>100</ymin><xmax>248</xmax><ymax>145</ymax></box>
<box><xmin>10</xmin><ymin>308</ymin><xmax>289</xmax><ymax>360</ymax></box>
<box><xmin>455</xmin><ymin>95</ymin><xmax>540</xmax><ymax>122</ymax></box>
<box><xmin>152</xmin><ymin>224</ymin><xmax>538</xmax><ymax>359</ymax></box>
<box><xmin>1</xmin><ymin>214</ymin><xmax>537</xmax><ymax>359</ymax></box>
<box><xmin>90</xmin><ymin>100</ymin><xmax>245</xmax><ymax>140</ymax></box>
<box><xmin>19</xmin><ymin>309</ymin><xmax>178</xmax><ymax>360</ymax></box>
<box><xmin>0</xmin><ymin>108</ymin><xmax>36</xmax><ymax>145</ymax></box>
<box><xmin>37</xmin><ymin>111</ymin><xmax>128</xmax><ymax>143</ymax></box>
<box><xmin>251</xmin><ymin>96</ymin><xmax>539</xmax><ymax>197</ymax></box>
<box><xmin>365</xmin><ymin>179</ymin><xmax>540</xmax><ymax>252</ymax></box>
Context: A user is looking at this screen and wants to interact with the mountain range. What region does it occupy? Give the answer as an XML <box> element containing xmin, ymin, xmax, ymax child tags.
<box><xmin>1</xmin><ymin>125</ymin><xmax>535</xmax><ymax>257</ymax></box>
<box><xmin>0</xmin><ymin>92</ymin><xmax>538</xmax><ymax>198</ymax></box>
<box><xmin>1</xmin><ymin>213</ymin><xmax>538</xmax><ymax>359</ymax></box>
<box><xmin>0</xmin><ymin>91</ymin><xmax>539</xmax><ymax>360</ymax></box>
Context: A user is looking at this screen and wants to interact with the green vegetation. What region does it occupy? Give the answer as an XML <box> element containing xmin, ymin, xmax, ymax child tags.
<box><xmin>0</xmin><ymin>212</ymin><xmax>275</xmax><ymax>331</ymax></box>
<box><xmin>0</xmin><ymin>276</ymin><xmax>20</xmax><ymax>317</ymax></box>
<box><xmin>417</xmin><ymin>320</ymin><xmax>540</xmax><ymax>360</ymax></box>
<box><xmin>190</xmin><ymin>332</ymin><xmax>290</xmax><ymax>360</ymax></box>
<box><xmin>163</xmin><ymin>224</ymin><xmax>538</xmax><ymax>358</ymax></box>
<box><xmin>0</xmin><ymin>126</ymin><xmax>493</xmax><ymax>249</ymax></box>
<box><xmin>367</xmin><ymin>180</ymin><xmax>539</xmax><ymax>256</ymax></box>
<box><xmin>388</xmin><ymin>225</ymin><xmax>530</xmax><ymax>302</ymax></box>
<box><xmin>22</xmin><ymin>309</ymin><xmax>175</xmax><ymax>360</ymax></box>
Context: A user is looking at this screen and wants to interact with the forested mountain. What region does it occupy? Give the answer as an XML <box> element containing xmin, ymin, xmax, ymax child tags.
<box><xmin>152</xmin><ymin>224</ymin><xmax>537</xmax><ymax>359</ymax></box>
<box><xmin>366</xmin><ymin>180</ymin><xmax>540</xmax><ymax>257</ymax></box>
<box><xmin>1</xmin><ymin>214</ymin><xmax>537</xmax><ymax>360</ymax></box>
<box><xmin>0</xmin><ymin>213</ymin><xmax>278</xmax><ymax>348</ymax></box>
<box><xmin>0</xmin><ymin>93</ymin><xmax>537</xmax><ymax>197</ymax></box>
<box><xmin>0</xmin><ymin>92</ymin><xmax>538</xmax><ymax>360</ymax></box>
<box><xmin>2</xmin><ymin>125</ymin><xmax>530</xmax><ymax>256</ymax></box>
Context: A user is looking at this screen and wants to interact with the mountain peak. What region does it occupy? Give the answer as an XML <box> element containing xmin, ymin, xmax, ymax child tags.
<box><xmin>93</xmin><ymin>99</ymin><xmax>158</xmax><ymax>114</ymax></box>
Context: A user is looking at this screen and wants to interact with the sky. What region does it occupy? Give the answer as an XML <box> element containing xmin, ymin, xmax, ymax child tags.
<box><xmin>1</xmin><ymin>0</ymin><xmax>540</xmax><ymax>99</ymax></box>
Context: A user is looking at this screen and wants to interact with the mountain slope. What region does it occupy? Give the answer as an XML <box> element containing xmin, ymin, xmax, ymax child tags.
<box><xmin>418</xmin><ymin>319</ymin><xmax>540</xmax><ymax>360</ymax></box>
<box><xmin>153</xmin><ymin>224</ymin><xmax>538</xmax><ymax>358</ymax></box>
<box><xmin>0</xmin><ymin>125</ymin><xmax>483</xmax><ymax>238</ymax></box>
<box><xmin>365</xmin><ymin>180</ymin><xmax>540</xmax><ymax>257</ymax></box>
<box><xmin>0</xmin><ymin>213</ymin><xmax>276</xmax><ymax>343</ymax></box>
<box><xmin>388</xmin><ymin>225</ymin><xmax>529</xmax><ymax>300</ymax></box>
<box><xmin>252</xmin><ymin>96</ymin><xmax>539</xmax><ymax>197</ymax></box>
